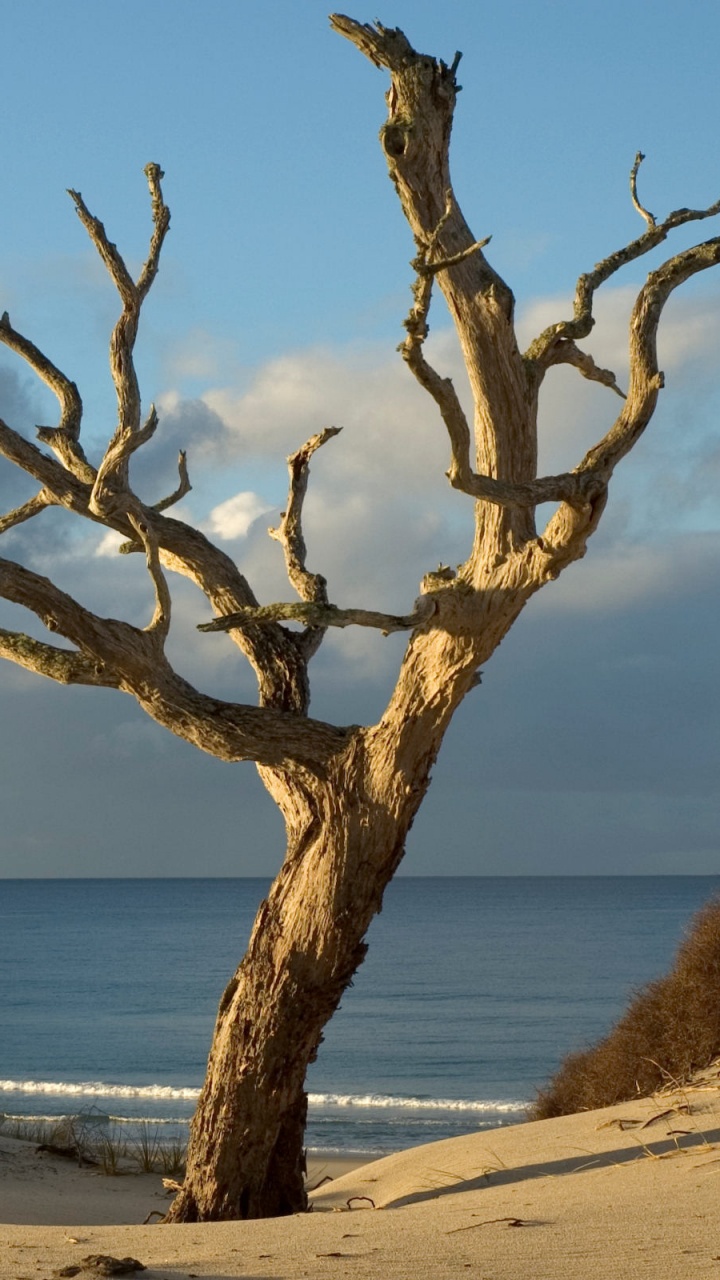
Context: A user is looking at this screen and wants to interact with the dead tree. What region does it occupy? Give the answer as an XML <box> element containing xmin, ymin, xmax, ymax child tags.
<box><xmin>0</xmin><ymin>18</ymin><xmax>718</xmax><ymax>1220</ymax></box>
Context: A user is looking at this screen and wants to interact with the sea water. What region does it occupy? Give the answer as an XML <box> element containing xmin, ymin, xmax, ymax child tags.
<box><xmin>1</xmin><ymin>876</ymin><xmax>719</xmax><ymax>1155</ymax></box>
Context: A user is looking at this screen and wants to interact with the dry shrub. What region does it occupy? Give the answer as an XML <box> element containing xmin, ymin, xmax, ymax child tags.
<box><xmin>531</xmin><ymin>896</ymin><xmax>720</xmax><ymax>1119</ymax></box>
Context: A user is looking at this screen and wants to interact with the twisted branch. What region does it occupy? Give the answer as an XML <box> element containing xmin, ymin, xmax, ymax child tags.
<box><xmin>90</xmin><ymin>404</ymin><xmax>159</xmax><ymax>523</ymax></box>
<box><xmin>400</xmin><ymin>205</ymin><xmax>606</xmax><ymax>509</ymax></box>
<box><xmin>576</xmin><ymin>234</ymin><xmax>720</xmax><ymax>478</ymax></box>
<box><xmin>0</xmin><ymin>490</ymin><xmax>54</xmax><ymax>535</ymax></box>
<box><xmin>0</xmin><ymin>555</ymin><xmax>348</xmax><ymax>769</ymax></box>
<box><xmin>153</xmin><ymin>450</ymin><xmax>192</xmax><ymax>513</ymax></box>
<box><xmin>0</xmin><ymin>627</ymin><xmax>121</xmax><ymax>688</ymax></box>
<box><xmin>630</xmin><ymin>152</ymin><xmax>656</xmax><ymax>229</ymax></box>
<box><xmin>69</xmin><ymin>165</ymin><xmax>170</xmax><ymax>514</ymax></box>
<box><xmin>270</xmin><ymin>428</ymin><xmax>340</xmax><ymax>604</ymax></box>
<box><xmin>525</xmin><ymin>163</ymin><xmax>720</xmax><ymax>370</ymax></box>
<box><xmin>0</xmin><ymin>311</ymin><xmax>93</xmax><ymax>483</ymax></box>
<box><xmin>548</xmin><ymin>341</ymin><xmax>626</xmax><ymax>399</ymax></box>
<box><xmin>0</xmin><ymin>418</ymin><xmax>92</xmax><ymax>512</ymax></box>
<box><xmin>127</xmin><ymin>511</ymin><xmax>171</xmax><ymax>642</ymax></box>
<box><xmin>199</xmin><ymin>596</ymin><xmax>436</xmax><ymax>637</ymax></box>
<box><xmin>269</xmin><ymin>426</ymin><xmax>341</xmax><ymax>660</ymax></box>
<box><xmin>532</xmin><ymin>231</ymin><xmax>720</xmax><ymax>576</ymax></box>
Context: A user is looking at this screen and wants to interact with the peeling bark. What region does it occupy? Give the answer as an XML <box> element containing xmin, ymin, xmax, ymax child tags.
<box><xmin>0</xmin><ymin>17</ymin><xmax>718</xmax><ymax>1220</ymax></box>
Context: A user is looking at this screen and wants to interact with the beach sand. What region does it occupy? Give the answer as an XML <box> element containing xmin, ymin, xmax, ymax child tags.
<box><xmin>1</xmin><ymin>1064</ymin><xmax>719</xmax><ymax>1278</ymax></box>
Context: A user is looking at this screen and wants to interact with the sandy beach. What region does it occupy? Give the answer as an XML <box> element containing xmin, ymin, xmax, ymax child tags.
<box><xmin>1</xmin><ymin>1064</ymin><xmax>719</xmax><ymax>1278</ymax></box>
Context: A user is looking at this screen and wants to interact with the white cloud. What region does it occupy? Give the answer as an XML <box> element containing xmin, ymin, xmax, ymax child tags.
<box><xmin>200</xmin><ymin>342</ymin><xmax>454</xmax><ymax>490</ymax></box>
<box><xmin>205</xmin><ymin>491</ymin><xmax>274</xmax><ymax>541</ymax></box>
<box><xmin>517</xmin><ymin>286</ymin><xmax>720</xmax><ymax>378</ymax></box>
<box><xmin>180</xmin><ymin>288</ymin><xmax>719</xmax><ymax>539</ymax></box>
<box><xmin>3</xmin><ymin>285</ymin><xmax>716</xmax><ymax>708</ymax></box>
<box><xmin>95</xmin><ymin>529</ymin><xmax>125</xmax><ymax>558</ymax></box>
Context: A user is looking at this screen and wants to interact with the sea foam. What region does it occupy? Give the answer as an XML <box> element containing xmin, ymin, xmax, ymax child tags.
<box><xmin>0</xmin><ymin>1079</ymin><xmax>525</xmax><ymax>1113</ymax></box>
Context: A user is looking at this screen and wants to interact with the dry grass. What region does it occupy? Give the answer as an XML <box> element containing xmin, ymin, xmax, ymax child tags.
<box><xmin>0</xmin><ymin>1110</ymin><xmax>186</xmax><ymax>1178</ymax></box>
<box><xmin>531</xmin><ymin>896</ymin><xmax>720</xmax><ymax>1119</ymax></box>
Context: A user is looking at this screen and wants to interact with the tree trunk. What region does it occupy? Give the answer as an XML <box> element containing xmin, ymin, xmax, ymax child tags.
<box><xmin>167</xmin><ymin>589</ymin><xmax>535</xmax><ymax>1221</ymax></box>
<box><xmin>165</xmin><ymin>739</ymin><xmax>422</xmax><ymax>1219</ymax></box>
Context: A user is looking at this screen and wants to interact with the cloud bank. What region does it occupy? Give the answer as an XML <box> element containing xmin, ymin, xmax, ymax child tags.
<box><xmin>0</xmin><ymin>285</ymin><xmax>718</xmax><ymax>874</ymax></box>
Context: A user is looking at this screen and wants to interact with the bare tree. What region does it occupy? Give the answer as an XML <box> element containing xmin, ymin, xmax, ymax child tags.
<box><xmin>0</xmin><ymin>17</ymin><xmax>718</xmax><ymax>1221</ymax></box>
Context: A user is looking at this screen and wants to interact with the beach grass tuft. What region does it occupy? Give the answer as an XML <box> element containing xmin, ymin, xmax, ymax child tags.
<box><xmin>531</xmin><ymin>896</ymin><xmax>720</xmax><ymax>1118</ymax></box>
<box><xmin>0</xmin><ymin>1110</ymin><xmax>187</xmax><ymax>1178</ymax></box>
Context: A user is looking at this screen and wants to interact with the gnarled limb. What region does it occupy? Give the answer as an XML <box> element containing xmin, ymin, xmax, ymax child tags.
<box><xmin>0</xmin><ymin>554</ymin><xmax>347</xmax><ymax>770</ymax></box>
<box><xmin>630</xmin><ymin>151</ymin><xmax>656</xmax><ymax>229</ymax></box>
<box><xmin>69</xmin><ymin>165</ymin><xmax>170</xmax><ymax>513</ymax></box>
<box><xmin>0</xmin><ymin>628</ymin><xmax>120</xmax><ymax>688</ymax></box>
<box><xmin>0</xmin><ymin>418</ymin><xmax>92</xmax><ymax>515</ymax></box>
<box><xmin>198</xmin><ymin>595</ymin><xmax>436</xmax><ymax>636</ymax></box>
<box><xmin>525</xmin><ymin>156</ymin><xmax>720</xmax><ymax>376</ymax></box>
<box><xmin>577</xmin><ymin>234</ymin><xmax>720</xmax><ymax>480</ymax></box>
<box><xmin>332</xmin><ymin>13</ymin><xmax>534</xmax><ymax>553</ymax></box>
<box><xmin>531</xmin><ymin>235</ymin><xmax>720</xmax><ymax>570</ymax></box>
<box><xmin>270</xmin><ymin>427</ymin><xmax>340</xmax><ymax>604</ymax></box>
<box><xmin>269</xmin><ymin>426</ymin><xmax>340</xmax><ymax>659</ymax></box>
<box><xmin>152</xmin><ymin>450</ymin><xmax>191</xmax><ymax>513</ymax></box>
<box><xmin>0</xmin><ymin>311</ymin><xmax>93</xmax><ymax>483</ymax></box>
<box><xmin>544</xmin><ymin>340</ymin><xmax>626</xmax><ymax>399</ymax></box>
<box><xmin>127</xmin><ymin>511</ymin><xmax>171</xmax><ymax>642</ymax></box>
<box><xmin>0</xmin><ymin>490</ymin><xmax>54</xmax><ymax>535</ymax></box>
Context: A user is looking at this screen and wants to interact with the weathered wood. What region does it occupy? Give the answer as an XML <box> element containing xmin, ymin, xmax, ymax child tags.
<box><xmin>0</xmin><ymin>17</ymin><xmax>718</xmax><ymax>1220</ymax></box>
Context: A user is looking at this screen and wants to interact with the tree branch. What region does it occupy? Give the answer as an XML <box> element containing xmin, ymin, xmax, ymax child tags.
<box><xmin>533</xmin><ymin>233</ymin><xmax>720</xmax><ymax>573</ymax></box>
<box><xmin>545</xmin><ymin>340</ymin><xmax>626</xmax><ymax>399</ymax></box>
<box><xmin>152</xmin><ymin>450</ymin><xmax>192</xmax><ymax>513</ymax></box>
<box><xmin>127</xmin><ymin>511</ymin><xmax>171</xmax><ymax>642</ymax></box>
<box><xmin>269</xmin><ymin>427</ymin><xmax>341</xmax><ymax>660</ymax></box>
<box><xmin>576</xmin><ymin>234</ymin><xmax>720</xmax><ymax>478</ymax></box>
<box><xmin>198</xmin><ymin>596</ymin><xmax>436</xmax><ymax>637</ymax></box>
<box><xmin>0</xmin><ymin>311</ymin><xmax>94</xmax><ymax>483</ymax></box>
<box><xmin>399</xmin><ymin>195</ymin><xmax>483</xmax><ymax>488</ymax></box>
<box><xmin>269</xmin><ymin>428</ymin><xmax>340</xmax><ymax>605</ymax></box>
<box><xmin>137</xmin><ymin>163</ymin><xmax>172</xmax><ymax>302</ymax></box>
<box><xmin>525</xmin><ymin>164</ymin><xmax>720</xmax><ymax>371</ymax></box>
<box><xmin>90</xmin><ymin>404</ymin><xmax>159</xmax><ymax>523</ymax></box>
<box><xmin>0</xmin><ymin>403</ymin><xmax>313</xmax><ymax>713</ymax></box>
<box><xmin>332</xmin><ymin>14</ymin><xmax>538</xmax><ymax>552</ymax></box>
<box><xmin>0</xmin><ymin>489</ymin><xmax>54</xmax><ymax>535</ymax></box>
<box><xmin>0</xmin><ymin>627</ymin><xmax>121</xmax><ymax>688</ymax></box>
<box><xmin>0</xmin><ymin>553</ymin><xmax>345</xmax><ymax>770</ymax></box>
<box><xmin>0</xmin><ymin>417</ymin><xmax>92</xmax><ymax>512</ymax></box>
<box><xmin>399</xmin><ymin>207</ymin><xmax>606</xmax><ymax>510</ymax></box>
<box><xmin>630</xmin><ymin>151</ymin><xmax>656</xmax><ymax>229</ymax></box>
<box><xmin>69</xmin><ymin>165</ymin><xmax>170</xmax><ymax>510</ymax></box>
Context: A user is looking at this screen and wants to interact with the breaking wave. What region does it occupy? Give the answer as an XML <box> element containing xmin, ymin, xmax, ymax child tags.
<box><xmin>307</xmin><ymin>1093</ymin><xmax>526</xmax><ymax>1113</ymax></box>
<box><xmin>0</xmin><ymin>1079</ymin><xmax>526</xmax><ymax>1114</ymax></box>
<box><xmin>0</xmin><ymin>1080</ymin><xmax>200</xmax><ymax>1101</ymax></box>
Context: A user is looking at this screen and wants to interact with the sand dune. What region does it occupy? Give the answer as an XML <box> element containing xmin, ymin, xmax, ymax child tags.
<box><xmin>1</xmin><ymin>1065</ymin><xmax>719</xmax><ymax>1278</ymax></box>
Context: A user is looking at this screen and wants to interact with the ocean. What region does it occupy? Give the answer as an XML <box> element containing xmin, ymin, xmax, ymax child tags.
<box><xmin>1</xmin><ymin>876</ymin><xmax>719</xmax><ymax>1157</ymax></box>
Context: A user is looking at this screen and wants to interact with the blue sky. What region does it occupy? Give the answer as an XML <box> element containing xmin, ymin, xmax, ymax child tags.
<box><xmin>0</xmin><ymin>1</ymin><xmax>719</xmax><ymax>876</ymax></box>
